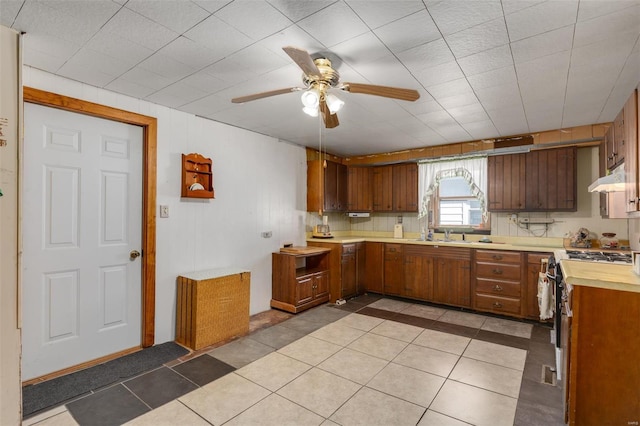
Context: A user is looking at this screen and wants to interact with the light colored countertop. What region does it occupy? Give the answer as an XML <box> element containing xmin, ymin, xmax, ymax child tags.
<box><xmin>560</xmin><ymin>260</ymin><xmax>640</xmax><ymax>293</ymax></box>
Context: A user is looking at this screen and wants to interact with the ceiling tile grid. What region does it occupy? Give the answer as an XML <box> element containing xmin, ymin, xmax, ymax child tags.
<box><xmin>7</xmin><ymin>0</ymin><xmax>640</xmax><ymax>156</ymax></box>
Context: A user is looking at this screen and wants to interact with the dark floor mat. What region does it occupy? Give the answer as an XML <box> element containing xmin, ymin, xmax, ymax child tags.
<box><xmin>22</xmin><ymin>342</ymin><xmax>189</xmax><ymax>418</ymax></box>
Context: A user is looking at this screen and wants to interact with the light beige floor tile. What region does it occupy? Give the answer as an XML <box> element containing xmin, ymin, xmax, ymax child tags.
<box><xmin>318</xmin><ymin>348</ymin><xmax>388</xmax><ymax>385</ymax></box>
<box><xmin>368</xmin><ymin>298</ymin><xmax>413</xmax><ymax>312</ymax></box>
<box><xmin>124</xmin><ymin>400</ymin><xmax>208</xmax><ymax>426</ymax></box>
<box><xmin>347</xmin><ymin>332</ymin><xmax>408</xmax><ymax>361</ymax></box>
<box><xmin>417</xmin><ymin>410</ymin><xmax>469</xmax><ymax>425</ymax></box>
<box><xmin>236</xmin><ymin>352</ymin><xmax>311</xmax><ymax>391</ymax></box>
<box><xmin>179</xmin><ymin>373</ymin><xmax>270</xmax><ymax>424</ymax></box>
<box><xmin>450</xmin><ymin>357</ymin><xmax>523</xmax><ymax>398</ymax></box>
<box><xmin>393</xmin><ymin>344</ymin><xmax>460</xmax><ymax>378</ymax></box>
<box><xmin>321</xmin><ymin>420</ymin><xmax>340</xmax><ymax>426</ymax></box>
<box><xmin>224</xmin><ymin>393</ymin><xmax>324</xmax><ymax>426</ymax></box>
<box><xmin>330</xmin><ymin>387</ymin><xmax>425</xmax><ymax>426</ymax></box>
<box><xmin>277</xmin><ymin>368</ymin><xmax>361</xmax><ymax>418</ymax></box>
<box><xmin>369</xmin><ymin>320</ymin><xmax>423</xmax><ymax>342</ymax></box>
<box><xmin>207</xmin><ymin>337</ymin><xmax>274</xmax><ymax>368</ymax></box>
<box><xmin>481</xmin><ymin>316</ymin><xmax>533</xmax><ymax>338</ymax></box>
<box><xmin>310</xmin><ymin>322</ymin><xmax>366</xmax><ymax>346</ymax></box>
<box><xmin>25</xmin><ymin>409</ymin><xmax>79</xmax><ymax>426</ymax></box>
<box><xmin>278</xmin><ymin>335</ymin><xmax>342</xmax><ymax>366</ymax></box>
<box><xmin>401</xmin><ymin>304</ymin><xmax>447</xmax><ymax>320</ymax></box>
<box><xmin>463</xmin><ymin>339</ymin><xmax>527</xmax><ymax>371</ymax></box>
<box><xmin>438</xmin><ymin>310</ymin><xmax>487</xmax><ymax>328</ymax></box>
<box><xmin>334</xmin><ymin>313</ymin><xmax>385</xmax><ymax>332</ymax></box>
<box><xmin>430</xmin><ymin>380</ymin><xmax>517</xmax><ymax>426</ymax></box>
<box><xmin>413</xmin><ymin>328</ymin><xmax>471</xmax><ymax>355</ymax></box>
<box><xmin>367</xmin><ymin>363</ymin><xmax>445</xmax><ymax>408</ymax></box>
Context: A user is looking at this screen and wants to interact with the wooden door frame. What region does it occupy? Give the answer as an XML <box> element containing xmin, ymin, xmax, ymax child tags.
<box><xmin>23</xmin><ymin>87</ymin><xmax>157</xmax><ymax>348</ymax></box>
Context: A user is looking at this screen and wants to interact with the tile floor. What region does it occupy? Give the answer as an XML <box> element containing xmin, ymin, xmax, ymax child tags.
<box><xmin>24</xmin><ymin>295</ymin><xmax>564</xmax><ymax>426</ymax></box>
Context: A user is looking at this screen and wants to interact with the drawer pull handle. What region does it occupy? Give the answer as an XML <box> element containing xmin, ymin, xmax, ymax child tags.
<box><xmin>493</xmin><ymin>302</ymin><xmax>503</xmax><ymax>308</ymax></box>
<box><xmin>492</xmin><ymin>269</ymin><xmax>503</xmax><ymax>275</ymax></box>
<box><xmin>389</xmin><ymin>248</ymin><xmax>396</xmax><ymax>252</ymax></box>
<box><xmin>493</xmin><ymin>285</ymin><xmax>503</xmax><ymax>292</ymax></box>
<box><xmin>492</xmin><ymin>255</ymin><xmax>503</xmax><ymax>260</ymax></box>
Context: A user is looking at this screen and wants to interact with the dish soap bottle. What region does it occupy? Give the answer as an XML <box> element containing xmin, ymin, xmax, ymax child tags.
<box><xmin>426</xmin><ymin>229</ymin><xmax>433</xmax><ymax>241</ymax></box>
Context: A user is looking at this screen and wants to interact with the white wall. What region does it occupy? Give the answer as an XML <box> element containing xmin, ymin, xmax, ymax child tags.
<box><xmin>23</xmin><ymin>67</ymin><xmax>308</xmax><ymax>344</ymax></box>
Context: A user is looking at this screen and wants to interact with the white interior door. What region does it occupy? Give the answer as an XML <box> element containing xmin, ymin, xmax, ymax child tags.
<box><xmin>22</xmin><ymin>103</ymin><xmax>143</xmax><ymax>381</ymax></box>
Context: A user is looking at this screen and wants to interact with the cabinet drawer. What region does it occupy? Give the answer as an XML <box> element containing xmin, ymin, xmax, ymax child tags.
<box><xmin>475</xmin><ymin>293</ymin><xmax>521</xmax><ymax>315</ymax></box>
<box><xmin>385</xmin><ymin>244</ymin><xmax>403</xmax><ymax>254</ymax></box>
<box><xmin>476</xmin><ymin>278</ymin><xmax>521</xmax><ymax>298</ymax></box>
<box><xmin>476</xmin><ymin>262</ymin><xmax>521</xmax><ymax>280</ymax></box>
<box><xmin>342</xmin><ymin>244</ymin><xmax>356</xmax><ymax>254</ymax></box>
<box><xmin>476</xmin><ymin>250</ymin><xmax>521</xmax><ymax>264</ymax></box>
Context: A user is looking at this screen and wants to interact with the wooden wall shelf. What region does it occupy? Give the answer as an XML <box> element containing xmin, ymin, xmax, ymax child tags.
<box><xmin>181</xmin><ymin>153</ymin><xmax>214</xmax><ymax>198</ymax></box>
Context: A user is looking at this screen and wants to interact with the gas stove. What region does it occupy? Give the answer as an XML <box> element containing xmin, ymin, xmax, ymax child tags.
<box><xmin>564</xmin><ymin>250</ymin><xmax>632</xmax><ymax>264</ymax></box>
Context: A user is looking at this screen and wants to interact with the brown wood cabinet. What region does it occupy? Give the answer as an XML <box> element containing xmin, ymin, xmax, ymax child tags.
<box><xmin>565</xmin><ymin>285</ymin><xmax>640</xmax><ymax>425</ymax></box>
<box><xmin>524</xmin><ymin>252</ymin><xmax>552</xmax><ymax>320</ymax></box>
<box><xmin>307</xmin><ymin>241</ymin><xmax>365</xmax><ymax>302</ymax></box>
<box><xmin>271</xmin><ymin>247</ymin><xmax>330</xmax><ymax>313</ymax></box>
<box><xmin>392</xmin><ymin>163</ymin><xmax>419</xmax><ymax>212</ymax></box>
<box><xmin>432</xmin><ymin>247</ymin><xmax>472</xmax><ymax>308</ymax></box>
<box><xmin>474</xmin><ymin>250</ymin><xmax>524</xmax><ymax>317</ymax></box>
<box><xmin>403</xmin><ymin>245</ymin><xmax>434</xmax><ymax>301</ymax></box>
<box><xmin>341</xmin><ymin>244</ymin><xmax>357</xmax><ymax>299</ymax></box>
<box><xmin>364</xmin><ymin>242</ymin><xmax>384</xmax><ymax>293</ymax></box>
<box><xmin>625</xmin><ymin>89</ymin><xmax>638</xmax><ymax>213</ymax></box>
<box><xmin>307</xmin><ymin>159</ymin><xmax>347</xmax><ymax>213</ymax></box>
<box><xmin>372</xmin><ymin>165</ymin><xmax>393</xmax><ymax>211</ymax></box>
<box><xmin>383</xmin><ymin>243</ymin><xmax>404</xmax><ymax>295</ymax></box>
<box><xmin>488</xmin><ymin>147</ymin><xmax>576</xmax><ymax>212</ymax></box>
<box><xmin>347</xmin><ymin>167</ymin><xmax>373</xmax><ymax>212</ymax></box>
<box><xmin>606</xmin><ymin>109</ymin><xmax>625</xmax><ymax>170</ymax></box>
<box><xmin>487</xmin><ymin>153</ymin><xmax>526</xmax><ymax>211</ymax></box>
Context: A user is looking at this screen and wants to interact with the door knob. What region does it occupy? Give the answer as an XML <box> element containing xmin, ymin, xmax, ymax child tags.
<box><xmin>130</xmin><ymin>250</ymin><xmax>141</xmax><ymax>260</ymax></box>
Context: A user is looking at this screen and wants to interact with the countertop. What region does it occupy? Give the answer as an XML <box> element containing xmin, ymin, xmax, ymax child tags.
<box><xmin>559</xmin><ymin>260</ymin><xmax>640</xmax><ymax>294</ymax></box>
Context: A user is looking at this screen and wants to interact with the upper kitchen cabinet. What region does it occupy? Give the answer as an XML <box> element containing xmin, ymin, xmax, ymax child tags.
<box><xmin>307</xmin><ymin>159</ymin><xmax>347</xmax><ymax>213</ymax></box>
<box><xmin>347</xmin><ymin>166</ymin><xmax>373</xmax><ymax>212</ymax></box>
<box><xmin>526</xmin><ymin>147</ymin><xmax>577</xmax><ymax>211</ymax></box>
<box><xmin>487</xmin><ymin>153</ymin><xmax>526</xmax><ymax>211</ymax></box>
<box><xmin>624</xmin><ymin>89</ymin><xmax>638</xmax><ymax>213</ymax></box>
<box><xmin>606</xmin><ymin>110</ymin><xmax>626</xmax><ymax>170</ymax></box>
<box><xmin>488</xmin><ymin>147</ymin><xmax>577</xmax><ymax>212</ymax></box>
<box><xmin>392</xmin><ymin>163</ymin><xmax>419</xmax><ymax>212</ymax></box>
<box><xmin>372</xmin><ymin>165</ymin><xmax>393</xmax><ymax>211</ymax></box>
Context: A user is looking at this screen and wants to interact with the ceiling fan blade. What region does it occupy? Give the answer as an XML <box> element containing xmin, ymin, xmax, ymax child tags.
<box><xmin>283</xmin><ymin>46</ymin><xmax>321</xmax><ymax>79</ymax></box>
<box><xmin>231</xmin><ymin>87</ymin><xmax>302</xmax><ymax>103</ymax></box>
<box><xmin>341</xmin><ymin>82</ymin><xmax>420</xmax><ymax>102</ymax></box>
<box><xmin>320</xmin><ymin>98</ymin><xmax>339</xmax><ymax>129</ymax></box>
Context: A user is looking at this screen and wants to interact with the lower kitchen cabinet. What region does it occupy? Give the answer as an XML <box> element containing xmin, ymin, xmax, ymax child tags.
<box><xmin>384</xmin><ymin>243</ymin><xmax>404</xmax><ymax>295</ymax></box>
<box><xmin>433</xmin><ymin>247</ymin><xmax>472</xmax><ymax>308</ymax></box>
<box><xmin>474</xmin><ymin>249</ymin><xmax>523</xmax><ymax>316</ymax></box>
<box><xmin>271</xmin><ymin>247</ymin><xmax>331</xmax><ymax>313</ymax></box>
<box><xmin>364</xmin><ymin>242</ymin><xmax>384</xmax><ymax>293</ymax></box>
<box><xmin>341</xmin><ymin>244</ymin><xmax>357</xmax><ymax>299</ymax></box>
<box><xmin>403</xmin><ymin>246</ymin><xmax>434</xmax><ymax>300</ymax></box>
<box><xmin>308</xmin><ymin>241</ymin><xmax>365</xmax><ymax>302</ymax></box>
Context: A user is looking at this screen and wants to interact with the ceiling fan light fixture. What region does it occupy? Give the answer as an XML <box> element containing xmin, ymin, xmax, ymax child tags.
<box><xmin>325</xmin><ymin>93</ymin><xmax>344</xmax><ymax>113</ymax></box>
<box><xmin>302</xmin><ymin>105</ymin><xmax>319</xmax><ymax>117</ymax></box>
<box><xmin>301</xmin><ymin>88</ymin><xmax>320</xmax><ymax>108</ymax></box>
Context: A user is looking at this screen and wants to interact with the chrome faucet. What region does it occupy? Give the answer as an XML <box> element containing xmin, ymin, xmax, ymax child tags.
<box><xmin>444</xmin><ymin>229</ymin><xmax>453</xmax><ymax>241</ymax></box>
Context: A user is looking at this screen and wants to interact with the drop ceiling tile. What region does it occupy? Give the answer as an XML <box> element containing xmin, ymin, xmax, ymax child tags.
<box><xmin>268</xmin><ymin>0</ymin><xmax>336</xmax><ymax>22</ymax></box>
<box><xmin>297</xmin><ymin>1</ymin><xmax>369</xmax><ymax>47</ymax></box>
<box><xmin>85</xmin><ymin>30</ymin><xmax>154</xmax><ymax>68</ymax></box>
<box><xmin>181</xmin><ymin>93</ymin><xmax>235</xmax><ymax>116</ymax></box>
<box><xmin>574</xmin><ymin>5</ymin><xmax>640</xmax><ymax>48</ymax></box>
<box><xmin>161</xmin><ymin>36</ymin><xmax>225</xmax><ymax>70</ymax></box>
<box><xmin>570</xmin><ymin>33</ymin><xmax>636</xmax><ymax>70</ymax></box>
<box><xmin>417</xmin><ymin>110</ymin><xmax>457</xmax><ymax>127</ymax></box>
<box><xmin>461</xmin><ymin>120</ymin><xmax>499</xmax><ymax>139</ymax></box>
<box><xmin>145</xmin><ymin>81</ymin><xmax>207</xmax><ymax>107</ymax></box>
<box><xmin>445</xmin><ymin>18</ymin><xmax>509</xmax><ymax>58</ymax></box>
<box><xmin>23</xmin><ymin>31</ymin><xmax>81</xmax><ymax>64</ymax></box>
<box><xmin>180</xmin><ymin>71</ymin><xmax>230</xmax><ymax>94</ymax></box>
<box><xmin>101</xmin><ymin>7</ymin><xmax>178</xmax><ymax>51</ymax></box>
<box><xmin>0</xmin><ymin>0</ymin><xmax>23</xmax><ymax>27</ymax></box>
<box><xmin>398</xmin><ymin>38</ymin><xmax>454</xmax><ymax>72</ymax></box>
<box><xmin>487</xmin><ymin>104</ymin><xmax>528</xmax><ymax>135</ymax></box>
<box><xmin>501</xmin><ymin>1</ymin><xmax>545</xmax><ymax>16</ymax></box>
<box><xmin>414</xmin><ymin>61</ymin><xmax>465</xmax><ymax>87</ymax></box>
<box><xmin>185</xmin><ymin>15</ymin><xmax>253</xmax><ymax>57</ymax></box>
<box><xmin>344</xmin><ymin>60</ymin><xmax>420</xmax><ymax>89</ymax></box>
<box><xmin>374</xmin><ymin>9</ymin><xmax>440</xmax><ymax>54</ymax></box>
<box><xmin>426</xmin><ymin>0</ymin><xmax>503</xmax><ymax>36</ymax></box>
<box><xmin>258</xmin><ymin>25</ymin><xmax>325</xmax><ymax>60</ymax></box>
<box><xmin>598</xmin><ymin>50</ymin><xmax>640</xmax><ymax>122</ymax></box>
<box><xmin>105</xmin><ymin>77</ymin><xmax>157</xmax><ymax>99</ymax></box>
<box><xmin>119</xmin><ymin>67</ymin><xmax>174</xmax><ymax>91</ymax></box>
<box><xmin>577</xmin><ymin>0</ymin><xmax>638</xmax><ymax>22</ymax></box>
<box><xmin>347</xmin><ymin>0</ymin><xmax>424</xmax><ymax>29</ymax></box>
<box><xmin>505</xmin><ymin>0</ymin><xmax>579</xmax><ymax>42</ymax></box>
<box><xmin>138</xmin><ymin>52</ymin><xmax>196</xmax><ymax>81</ymax></box>
<box><xmin>215</xmin><ymin>0</ymin><xmax>291</xmax><ymax>40</ymax></box>
<box><xmin>125</xmin><ymin>0</ymin><xmax>211</xmax><ymax>33</ymax></box>
<box><xmin>457</xmin><ymin>44</ymin><xmax>513</xmax><ymax>76</ymax></box>
<box><xmin>57</xmin><ymin>61</ymin><xmax>116</xmax><ymax>88</ymax></box>
<box><xmin>331</xmin><ymin>32</ymin><xmax>395</xmax><ymax>66</ymax></box>
<box><xmin>58</xmin><ymin>48</ymin><xmax>131</xmax><ymax>82</ymax></box>
<box><xmin>434</xmin><ymin>123</ymin><xmax>472</xmax><ymax>142</ymax></box>
<box><xmin>449</xmin><ymin>104</ymin><xmax>490</xmax><ymax>124</ymax></box>
<box><xmin>467</xmin><ymin>65</ymin><xmax>517</xmax><ymax>90</ymax></box>
<box><xmin>515</xmin><ymin>50</ymin><xmax>571</xmax><ymax>82</ymax></box>
<box><xmin>475</xmin><ymin>81</ymin><xmax>522</xmax><ymax>110</ymax></box>
<box><xmin>511</xmin><ymin>25</ymin><xmax>574</xmax><ymax>64</ymax></box>
<box><xmin>401</xmin><ymin>99</ymin><xmax>443</xmax><ymax>116</ymax></box>
<box><xmin>426</xmin><ymin>78</ymin><xmax>472</xmax><ymax>99</ymax></box>
<box><xmin>193</xmin><ymin>1</ymin><xmax>233</xmax><ymax>14</ymax></box>
<box><xmin>523</xmin><ymin>99</ymin><xmax>563</xmax><ymax>131</ymax></box>
<box><xmin>22</xmin><ymin>47</ymin><xmax>67</xmax><ymax>73</ymax></box>
<box><xmin>435</xmin><ymin>91</ymin><xmax>479</xmax><ymax>109</ymax></box>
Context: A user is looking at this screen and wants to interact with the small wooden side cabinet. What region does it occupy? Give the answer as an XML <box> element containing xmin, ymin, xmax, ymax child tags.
<box><xmin>271</xmin><ymin>246</ymin><xmax>331</xmax><ymax>313</ymax></box>
<box><xmin>175</xmin><ymin>268</ymin><xmax>250</xmax><ymax>350</ymax></box>
<box><xmin>181</xmin><ymin>153</ymin><xmax>214</xmax><ymax>198</ymax></box>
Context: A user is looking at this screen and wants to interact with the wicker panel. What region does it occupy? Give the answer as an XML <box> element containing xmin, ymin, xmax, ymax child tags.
<box><xmin>176</xmin><ymin>271</ymin><xmax>250</xmax><ymax>350</ymax></box>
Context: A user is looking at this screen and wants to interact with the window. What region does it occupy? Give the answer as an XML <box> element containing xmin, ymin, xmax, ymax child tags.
<box><xmin>436</xmin><ymin>177</ymin><xmax>484</xmax><ymax>227</ymax></box>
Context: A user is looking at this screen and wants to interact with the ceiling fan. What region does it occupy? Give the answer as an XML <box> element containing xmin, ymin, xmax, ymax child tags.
<box><xmin>231</xmin><ymin>46</ymin><xmax>420</xmax><ymax>129</ymax></box>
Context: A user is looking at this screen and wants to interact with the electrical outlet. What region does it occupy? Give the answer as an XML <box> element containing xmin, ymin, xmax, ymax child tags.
<box><xmin>159</xmin><ymin>205</ymin><xmax>169</xmax><ymax>218</ymax></box>
<box><xmin>261</xmin><ymin>231</ymin><xmax>272</xmax><ymax>238</ymax></box>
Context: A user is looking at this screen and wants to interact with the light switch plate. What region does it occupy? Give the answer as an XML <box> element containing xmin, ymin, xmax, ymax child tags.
<box><xmin>159</xmin><ymin>205</ymin><xmax>169</xmax><ymax>218</ymax></box>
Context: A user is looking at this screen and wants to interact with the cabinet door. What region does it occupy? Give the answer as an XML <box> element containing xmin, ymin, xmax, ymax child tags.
<box><xmin>324</xmin><ymin>160</ymin><xmax>339</xmax><ymax>211</ymax></box>
<box><xmin>526</xmin><ymin>147</ymin><xmax>576</xmax><ymax>211</ymax></box>
<box><xmin>365</xmin><ymin>242</ymin><xmax>384</xmax><ymax>293</ymax></box>
<box><xmin>347</xmin><ymin>167</ymin><xmax>373</xmax><ymax>212</ymax></box>
<box><xmin>384</xmin><ymin>244</ymin><xmax>404</xmax><ymax>295</ymax></box>
<box><xmin>296</xmin><ymin>275</ymin><xmax>314</xmax><ymax>305</ymax></box>
<box><xmin>341</xmin><ymin>252</ymin><xmax>357</xmax><ymax>299</ymax></box>
<box><xmin>404</xmin><ymin>253</ymin><xmax>434</xmax><ymax>300</ymax></box>
<box><xmin>392</xmin><ymin>163</ymin><xmax>418</xmax><ymax>212</ymax></box>
<box><xmin>372</xmin><ymin>165</ymin><xmax>393</xmax><ymax>211</ymax></box>
<box><xmin>314</xmin><ymin>271</ymin><xmax>329</xmax><ymax>300</ymax></box>
<box><xmin>336</xmin><ymin>162</ymin><xmax>348</xmax><ymax>211</ymax></box>
<box><xmin>487</xmin><ymin>154</ymin><xmax>526</xmax><ymax>211</ymax></box>
<box><xmin>433</xmin><ymin>251</ymin><xmax>471</xmax><ymax>308</ymax></box>
<box><xmin>356</xmin><ymin>242</ymin><xmax>366</xmax><ymax>295</ymax></box>
<box><xmin>526</xmin><ymin>253</ymin><xmax>551</xmax><ymax>320</ymax></box>
<box><xmin>625</xmin><ymin>90</ymin><xmax>638</xmax><ymax>213</ymax></box>
<box><xmin>611</xmin><ymin>109</ymin><xmax>625</xmax><ymax>168</ymax></box>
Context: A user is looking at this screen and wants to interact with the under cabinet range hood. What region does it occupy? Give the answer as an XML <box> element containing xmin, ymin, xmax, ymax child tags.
<box><xmin>588</xmin><ymin>164</ymin><xmax>626</xmax><ymax>193</ymax></box>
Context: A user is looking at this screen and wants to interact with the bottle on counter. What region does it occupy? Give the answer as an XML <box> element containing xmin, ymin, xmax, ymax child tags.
<box><xmin>427</xmin><ymin>229</ymin><xmax>433</xmax><ymax>241</ymax></box>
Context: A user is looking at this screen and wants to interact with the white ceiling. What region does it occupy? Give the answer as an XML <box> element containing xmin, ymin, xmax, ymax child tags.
<box><xmin>2</xmin><ymin>0</ymin><xmax>639</xmax><ymax>156</ymax></box>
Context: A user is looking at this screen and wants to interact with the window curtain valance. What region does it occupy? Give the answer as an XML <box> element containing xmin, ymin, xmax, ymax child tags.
<box><xmin>418</xmin><ymin>155</ymin><xmax>488</xmax><ymax>221</ymax></box>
